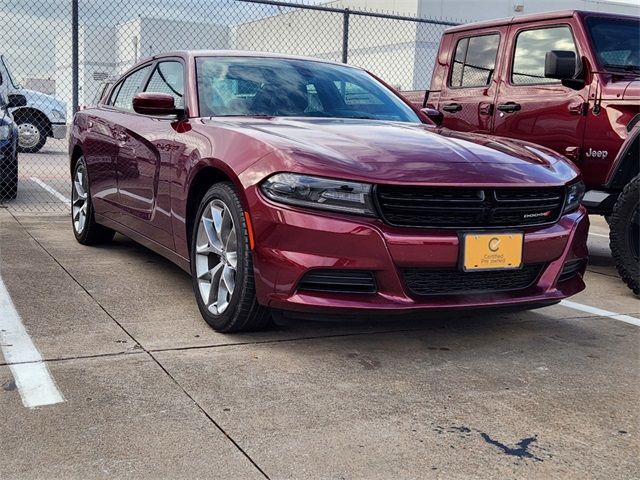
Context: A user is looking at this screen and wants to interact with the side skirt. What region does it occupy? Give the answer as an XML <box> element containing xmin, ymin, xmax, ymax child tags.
<box><xmin>95</xmin><ymin>213</ymin><xmax>191</xmax><ymax>273</ymax></box>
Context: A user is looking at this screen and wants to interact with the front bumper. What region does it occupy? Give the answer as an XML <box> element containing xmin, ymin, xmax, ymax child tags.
<box><xmin>582</xmin><ymin>189</ymin><xmax>618</xmax><ymax>216</ymax></box>
<box><xmin>50</xmin><ymin>123</ymin><xmax>67</xmax><ymax>139</ymax></box>
<box><xmin>247</xmin><ymin>186</ymin><xmax>589</xmax><ymax>314</ymax></box>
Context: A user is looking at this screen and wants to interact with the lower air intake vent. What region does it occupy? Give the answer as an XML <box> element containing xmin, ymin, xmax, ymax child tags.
<box><xmin>297</xmin><ymin>270</ymin><xmax>377</xmax><ymax>294</ymax></box>
<box><xmin>558</xmin><ymin>259</ymin><xmax>585</xmax><ymax>283</ymax></box>
<box><xmin>403</xmin><ymin>264</ymin><xmax>544</xmax><ymax>296</ymax></box>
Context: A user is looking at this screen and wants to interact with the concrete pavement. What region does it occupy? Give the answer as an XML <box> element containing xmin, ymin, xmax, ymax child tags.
<box><xmin>0</xmin><ymin>211</ymin><xmax>638</xmax><ymax>479</ymax></box>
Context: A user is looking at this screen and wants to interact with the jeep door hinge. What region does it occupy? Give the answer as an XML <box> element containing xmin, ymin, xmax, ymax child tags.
<box><xmin>569</xmin><ymin>102</ymin><xmax>588</xmax><ymax>116</ymax></box>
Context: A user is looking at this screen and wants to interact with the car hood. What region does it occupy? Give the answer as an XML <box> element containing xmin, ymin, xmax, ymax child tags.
<box><xmin>623</xmin><ymin>79</ymin><xmax>640</xmax><ymax>100</ymax></box>
<box><xmin>201</xmin><ymin>117</ymin><xmax>577</xmax><ymax>186</ymax></box>
<box><xmin>602</xmin><ymin>77</ymin><xmax>640</xmax><ymax>100</ymax></box>
<box><xmin>16</xmin><ymin>89</ymin><xmax>67</xmax><ymax>112</ymax></box>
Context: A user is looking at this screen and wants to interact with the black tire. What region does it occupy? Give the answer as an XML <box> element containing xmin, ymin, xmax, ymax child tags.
<box><xmin>72</xmin><ymin>156</ymin><xmax>115</xmax><ymax>245</ymax></box>
<box><xmin>190</xmin><ymin>182</ymin><xmax>271</xmax><ymax>332</ymax></box>
<box><xmin>15</xmin><ymin>117</ymin><xmax>47</xmax><ymax>153</ymax></box>
<box><xmin>0</xmin><ymin>152</ymin><xmax>18</xmax><ymax>200</ymax></box>
<box><xmin>610</xmin><ymin>175</ymin><xmax>639</xmax><ymax>296</ymax></box>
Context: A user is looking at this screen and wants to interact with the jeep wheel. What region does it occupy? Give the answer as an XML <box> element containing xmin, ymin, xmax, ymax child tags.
<box><xmin>610</xmin><ymin>176</ymin><xmax>639</xmax><ymax>296</ymax></box>
<box><xmin>16</xmin><ymin>119</ymin><xmax>47</xmax><ymax>153</ymax></box>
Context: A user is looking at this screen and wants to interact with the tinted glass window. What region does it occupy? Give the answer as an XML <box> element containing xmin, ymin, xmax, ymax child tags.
<box><xmin>586</xmin><ymin>17</ymin><xmax>640</xmax><ymax>71</ymax></box>
<box><xmin>112</xmin><ymin>65</ymin><xmax>151</xmax><ymax>110</ymax></box>
<box><xmin>512</xmin><ymin>26</ymin><xmax>576</xmax><ymax>85</ymax></box>
<box><xmin>144</xmin><ymin>61</ymin><xmax>184</xmax><ymax>108</ymax></box>
<box><xmin>450</xmin><ymin>34</ymin><xmax>500</xmax><ymax>88</ymax></box>
<box><xmin>196</xmin><ymin>57</ymin><xmax>420</xmax><ymax>123</ymax></box>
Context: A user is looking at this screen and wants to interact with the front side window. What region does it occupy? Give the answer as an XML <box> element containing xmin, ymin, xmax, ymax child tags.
<box><xmin>112</xmin><ymin>65</ymin><xmax>152</xmax><ymax>110</ymax></box>
<box><xmin>450</xmin><ymin>34</ymin><xmax>500</xmax><ymax>88</ymax></box>
<box><xmin>144</xmin><ymin>61</ymin><xmax>185</xmax><ymax>108</ymax></box>
<box><xmin>195</xmin><ymin>57</ymin><xmax>420</xmax><ymax>123</ymax></box>
<box><xmin>512</xmin><ymin>26</ymin><xmax>576</xmax><ymax>85</ymax></box>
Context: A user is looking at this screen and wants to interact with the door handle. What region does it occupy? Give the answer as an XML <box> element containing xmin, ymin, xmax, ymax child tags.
<box><xmin>442</xmin><ymin>103</ymin><xmax>462</xmax><ymax>113</ymax></box>
<box><xmin>497</xmin><ymin>102</ymin><xmax>521</xmax><ymax>113</ymax></box>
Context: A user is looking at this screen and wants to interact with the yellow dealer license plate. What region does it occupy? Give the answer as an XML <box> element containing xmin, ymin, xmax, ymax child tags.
<box><xmin>463</xmin><ymin>232</ymin><xmax>523</xmax><ymax>271</ymax></box>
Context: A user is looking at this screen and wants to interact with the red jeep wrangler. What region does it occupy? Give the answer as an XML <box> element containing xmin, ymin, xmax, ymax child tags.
<box><xmin>409</xmin><ymin>10</ymin><xmax>639</xmax><ymax>294</ymax></box>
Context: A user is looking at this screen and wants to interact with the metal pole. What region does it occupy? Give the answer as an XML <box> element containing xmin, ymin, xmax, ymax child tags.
<box><xmin>71</xmin><ymin>0</ymin><xmax>79</xmax><ymax>114</ymax></box>
<box><xmin>342</xmin><ymin>8</ymin><xmax>350</xmax><ymax>64</ymax></box>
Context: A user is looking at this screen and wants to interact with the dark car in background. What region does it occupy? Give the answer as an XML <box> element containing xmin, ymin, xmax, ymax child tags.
<box><xmin>69</xmin><ymin>51</ymin><xmax>588</xmax><ymax>332</ymax></box>
<box><xmin>406</xmin><ymin>10</ymin><xmax>639</xmax><ymax>294</ymax></box>
<box><xmin>0</xmin><ymin>92</ymin><xmax>22</xmax><ymax>200</ymax></box>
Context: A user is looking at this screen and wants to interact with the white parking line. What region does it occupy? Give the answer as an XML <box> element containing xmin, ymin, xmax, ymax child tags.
<box><xmin>588</xmin><ymin>232</ymin><xmax>609</xmax><ymax>239</ymax></box>
<box><xmin>560</xmin><ymin>300</ymin><xmax>640</xmax><ymax>327</ymax></box>
<box><xmin>0</xmin><ymin>275</ymin><xmax>64</xmax><ymax>408</ymax></box>
<box><xmin>30</xmin><ymin>177</ymin><xmax>70</xmax><ymax>206</ymax></box>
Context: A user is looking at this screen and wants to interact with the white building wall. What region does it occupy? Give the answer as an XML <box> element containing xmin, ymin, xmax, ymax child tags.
<box><xmin>418</xmin><ymin>0</ymin><xmax>639</xmax><ymax>21</ymax></box>
<box><xmin>115</xmin><ymin>17</ymin><xmax>231</xmax><ymax>74</ymax></box>
<box><xmin>235</xmin><ymin>0</ymin><xmax>639</xmax><ymax>91</ymax></box>
<box><xmin>56</xmin><ymin>24</ymin><xmax>116</xmax><ymax>109</ymax></box>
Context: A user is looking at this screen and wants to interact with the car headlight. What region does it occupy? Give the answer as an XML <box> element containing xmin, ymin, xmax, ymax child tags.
<box><xmin>51</xmin><ymin>109</ymin><xmax>66</xmax><ymax>123</ymax></box>
<box><xmin>261</xmin><ymin>173</ymin><xmax>377</xmax><ymax>216</ymax></box>
<box><xmin>0</xmin><ymin>125</ymin><xmax>10</xmax><ymax>140</ymax></box>
<box><xmin>563</xmin><ymin>180</ymin><xmax>585</xmax><ymax>213</ymax></box>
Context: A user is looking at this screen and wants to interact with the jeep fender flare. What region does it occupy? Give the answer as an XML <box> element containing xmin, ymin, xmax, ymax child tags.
<box><xmin>606</xmin><ymin>123</ymin><xmax>640</xmax><ymax>191</ymax></box>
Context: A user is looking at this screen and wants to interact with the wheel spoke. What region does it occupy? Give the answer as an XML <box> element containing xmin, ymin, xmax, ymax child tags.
<box><xmin>216</xmin><ymin>270</ymin><xmax>230</xmax><ymax>312</ymax></box>
<box><xmin>208</xmin><ymin>262</ymin><xmax>225</xmax><ymax>311</ymax></box>
<box><xmin>74</xmin><ymin>180</ymin><xmax>86</xmax><ymax>199</ymax></box>
<box><xmin>201</xmin><ymin>216</ymin><xmax>223</xmax><ymax>253</ymax></box>
<box><xmin>211</xmin><ymin>204</ymin><xmax>224</xmax><ymax>243</ymax></box>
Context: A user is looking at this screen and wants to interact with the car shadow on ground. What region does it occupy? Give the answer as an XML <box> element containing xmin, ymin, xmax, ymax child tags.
<box><xmin>95</xmin><ymin>233</ymin><xmax>603</xmax><ymax>347</ymax></box>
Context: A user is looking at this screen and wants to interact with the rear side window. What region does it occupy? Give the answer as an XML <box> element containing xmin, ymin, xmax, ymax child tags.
<box><xmin>111</xmin><ymin>65</ymin><xmax>152</xmax><ymax>110</ymax></box>
<box><xmin>144</xmin><ymin>61</ymin><xmax>185</xmax><ymax>108</ymax></box>
<box><xmin>512</xmin><ymin>26</ymin><xmax>576</xmax><ymax>85</ymax></box>
<box><xmin>450</xmin><ymin>34</ymin><xmax>500</xmax><ymax>88</ymax></box>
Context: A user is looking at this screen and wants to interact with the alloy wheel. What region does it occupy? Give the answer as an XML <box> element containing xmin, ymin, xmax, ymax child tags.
<box><xmin>72</xmin><ymin>161</ymin><xmax>88</xmax><ymax>234</ymax></box>
<box><xmin>195</xmin><ymin>199</ymin><xmax>238</xmax><ymax>315</ymax></box>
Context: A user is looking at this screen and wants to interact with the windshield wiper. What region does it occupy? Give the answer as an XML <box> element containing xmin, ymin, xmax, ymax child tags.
<box><xmin>603</xmin><ymin>63</ymin><xmax>640</xmax><ymax>73</ymax></box>
<box><xmin>340</xmin><ymin>115</ymin><xmax>379</xmax><ymax>120</ymax></box>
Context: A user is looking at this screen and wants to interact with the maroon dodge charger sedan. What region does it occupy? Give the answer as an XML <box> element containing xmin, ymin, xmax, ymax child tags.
<box><xmin>69</xmin><ymin>51</ymin><xmax>589</xmax><ymax>332</ymax></box>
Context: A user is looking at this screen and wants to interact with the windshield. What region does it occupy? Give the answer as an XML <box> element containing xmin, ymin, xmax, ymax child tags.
<box><xmin>195</xmin><ymin>57</ymin><xmax>420</xmax><ymax>123</ymax></box>
<box><xmin>1</xmin><ymin>56</ymin><xmax>21</xmax><ymax>88</ymax></box>
<box><xmin>586</xmin><ymin>17</ymin><xmax>640</xmax><ymax>72</ymax></box>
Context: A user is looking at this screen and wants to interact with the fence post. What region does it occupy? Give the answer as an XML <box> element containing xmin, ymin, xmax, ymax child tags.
<box><xmin>71</xmin><ymin>0</ymin><xmax>79</xmax><ymax>114</ymax></box>
<box><xmin>341</xmin><ymin>8</ymin><xmax>350</xmax><ymax>63</ymax></box>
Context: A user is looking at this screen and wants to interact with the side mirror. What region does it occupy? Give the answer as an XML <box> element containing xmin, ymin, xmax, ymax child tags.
<box><xmin>545</xmin><ymin>50</ymin><xmax>577</xmax><ymax>80</ymax></box>
<box><xmin>421</xmin><ymin>107</ymin><xmax>443</xmax><ymax>126</ymax></box>
<box><xmin>132</xmin><ymin>92</ymin><xmax>182</xmax><ymax>116</ymax></box>
<box><xmin>7</xmin><ymin>94</ymin><xmax>27</xmax><ymax>108</ymax></box>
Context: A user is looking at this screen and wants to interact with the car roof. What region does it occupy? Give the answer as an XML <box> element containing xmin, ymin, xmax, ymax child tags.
<box><xmin>444</xmin><ymin>10</ymin><xmax>637</xmax><ymax>34</ymax></box>
<box><xmin>140</xmin><ymin>50</ymin><xmax>362</xmax><ymax>69</ymax></box>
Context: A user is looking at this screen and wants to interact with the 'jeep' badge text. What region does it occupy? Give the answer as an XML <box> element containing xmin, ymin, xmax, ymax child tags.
<box><xmin>585</xmin><ymin>148</ymin><xmax>608</xmax><ymax>158</ymax></box>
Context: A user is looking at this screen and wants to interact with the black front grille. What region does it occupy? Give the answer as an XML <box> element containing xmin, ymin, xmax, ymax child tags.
<box><xmin>403</xmin><ymin>264</ymin><xmax>544</xmax><ymax>296</ymax></box>
<box><xmin>376</xmin><ymin>185</ymin><xmax>565</xmax><ymax>228</ymax></box>
<box><xmin>297</xmin><ymin>270</ymin><xmax>377</xmax><ymax>294</ymax></box>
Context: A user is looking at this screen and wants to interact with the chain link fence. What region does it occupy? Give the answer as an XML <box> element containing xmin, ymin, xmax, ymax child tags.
<box><xmin>0</xmin><ymin>0</ymin><xmax>458</xmax><ymax>214</ymax></box>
